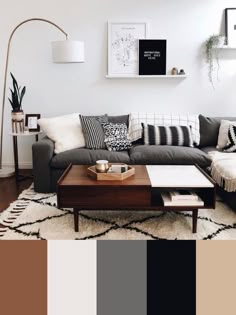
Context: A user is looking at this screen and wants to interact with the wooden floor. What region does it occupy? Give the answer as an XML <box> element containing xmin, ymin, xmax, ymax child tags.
<box><xmin>0</xmin><ymin>170</ymin><xmax>32</xmax><ymax>213</ymax></box>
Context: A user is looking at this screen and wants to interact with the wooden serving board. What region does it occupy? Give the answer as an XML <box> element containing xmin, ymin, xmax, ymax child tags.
<box><xmin>87</xmin><ymin>165</ymin><xmax>135</xmax><ymax>181</ymax></box>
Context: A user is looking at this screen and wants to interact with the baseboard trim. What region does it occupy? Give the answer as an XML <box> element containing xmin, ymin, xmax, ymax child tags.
<box><xmin>2</xmin><ymin>162</ymin><xmax>32</xmax><ymax>169</ymax></box>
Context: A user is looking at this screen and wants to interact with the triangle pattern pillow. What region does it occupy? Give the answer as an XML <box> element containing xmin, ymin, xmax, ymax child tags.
<box><xmin>102</xmin><ymin>123</ymin><xmax>132</xmax><ymax>151</ymax></box>
<box><xmin>224</xmin><ymin>124</ymin><xmax>236</xmax><ymax>152</ymax></box>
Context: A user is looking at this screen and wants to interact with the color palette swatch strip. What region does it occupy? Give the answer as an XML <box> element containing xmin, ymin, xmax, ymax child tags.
<box><xmin>0</xmin><ymin>240</ymin><xmax>235</xmax><ymax>315</ymax></box>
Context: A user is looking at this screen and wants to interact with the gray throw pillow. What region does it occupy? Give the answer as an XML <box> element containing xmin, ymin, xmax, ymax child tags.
<box><xmin>199</xmin><ymin>115</ymin><xmax>236</xmax><ymax>148</ymax></box>
<box><xmin>108</xmin><ymin>115</ymin><xmax>129</xmax><ymax>126</ymax></box>
<box><xmin>102</xmin><ymin>122</ymin><xmax>132</xmax><ymax>151</ymax></box>
<box><xmin>80</xmin><ymin>114</ymin><xmax>108</xmax><ymax>149</ymax></box>
<box><xmin>199</xmin><ymin>115</ymin><xmax>221</xmax><ymax>148</ymax></box>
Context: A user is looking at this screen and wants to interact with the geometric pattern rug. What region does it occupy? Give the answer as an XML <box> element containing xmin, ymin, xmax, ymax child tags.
<box><xmin>0</xmin><ymin>185</ymin><xmax>236</xmax><ymax>240</ymax></box>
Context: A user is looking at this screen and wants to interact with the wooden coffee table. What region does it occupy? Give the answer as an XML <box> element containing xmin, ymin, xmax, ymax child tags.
<box><xmin>57</xmin><ymin>164</ymin><xmax>216</xmax><ymax>233</ymax></box>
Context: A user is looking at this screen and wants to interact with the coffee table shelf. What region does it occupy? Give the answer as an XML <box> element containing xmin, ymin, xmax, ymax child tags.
<box><xmin>151</xmin><ymin>187</ymin><xmax>215</xmax><ymax>209</ymax></box>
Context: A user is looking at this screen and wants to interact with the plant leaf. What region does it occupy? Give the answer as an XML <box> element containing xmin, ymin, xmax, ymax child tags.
<box><xmin>8</xmin><ymin>98</ymin><xmax>13</xmax><ymax>108</ymax></box>
<box><xmin>10</xmin><ymin>72</ymin><xmax>18</xmax><ymax>89</ymax></box>
<box><xmin>20</xmin><ymin>86</ymin><xmax>26</xmax><ymax>106</ymax></box>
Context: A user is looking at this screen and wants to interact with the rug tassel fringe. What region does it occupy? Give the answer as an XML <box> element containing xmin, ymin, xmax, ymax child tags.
<box><xmin>211</xmin><ymin>166</ymin><xmax>236</xmax><ymax>193</ymax></box>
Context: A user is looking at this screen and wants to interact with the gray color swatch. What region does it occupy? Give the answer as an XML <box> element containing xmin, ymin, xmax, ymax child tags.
<box><xmin>97</xmin><ymin>240</ymin><xmax>147</xmax><ymax>315</ymax></box>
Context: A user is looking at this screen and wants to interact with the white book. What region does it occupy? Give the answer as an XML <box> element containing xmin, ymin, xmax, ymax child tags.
<box><xmin>170</xmin><ymin>190</ymin><xmax>199</xmax><ymax>201</ymax></box>
<box><xmin>161</xmin><ymin>192</ymin><xmax>204</xmax><ymax>207</ymax></box>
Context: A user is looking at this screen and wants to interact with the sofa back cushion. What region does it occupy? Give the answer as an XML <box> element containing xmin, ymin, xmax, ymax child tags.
<box><xmin>108</xmin><ymin>115</ymin><xmax>129</xmax><ymax>126</ymax></box>
<box><xmin>199</xmin><ymin>115</ymin><xmax>236</xmax><ymax>148</ymax></box>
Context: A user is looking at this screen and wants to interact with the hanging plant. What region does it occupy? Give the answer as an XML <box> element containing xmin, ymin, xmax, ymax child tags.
<box><xmin>205</xmin><ymin>34</ymin><xmax>225</xmax><ymax>88</ymax></box>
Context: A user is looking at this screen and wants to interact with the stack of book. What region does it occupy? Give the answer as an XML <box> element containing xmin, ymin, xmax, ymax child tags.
<box><xmin>161</xmin><ymin>190</ymin><xmax>204</xmax><ymax>207</ymax></box>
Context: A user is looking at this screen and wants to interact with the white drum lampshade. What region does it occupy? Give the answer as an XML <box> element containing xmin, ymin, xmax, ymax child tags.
<box><xmin>52</xmin><ymin>40</ymin><xmax>85</xmax><ymax>63</ymax></box>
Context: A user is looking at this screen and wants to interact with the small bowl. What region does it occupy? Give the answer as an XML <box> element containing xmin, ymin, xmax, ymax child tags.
<box><xmin>95</xmin><ymin>160</ymin><xmax>109</xmax><ymax>173</ymax></box>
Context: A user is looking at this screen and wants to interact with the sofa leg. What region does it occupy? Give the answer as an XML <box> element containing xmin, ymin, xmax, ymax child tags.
<box><xmin>74</xmin><ymin>208</ymin><xmax>79</xmax><ymax>232</ymax></box>
<box><xmin>192</xmin><ymin>209</ymin><xmax>198</xmax><ymax>233</ymax></box>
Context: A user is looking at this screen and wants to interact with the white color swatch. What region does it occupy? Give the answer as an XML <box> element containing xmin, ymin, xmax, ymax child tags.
<box><xmin>48</xmin><ymin>241</ymin><xmax>96</xmax><ymax>315</ymax></box>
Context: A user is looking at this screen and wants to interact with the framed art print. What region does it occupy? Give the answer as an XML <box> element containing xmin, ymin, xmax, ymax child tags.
<box><xmin>225</xmin><ymin>8</ymin><xmax>236</xmax><ymax>46</ymax></box>
<box><xmin>25</xmin><ymin>114</ymin><xmax>41</xmax><ymax>132</ymax></box>
<box><xmin>139</xmin><ymin>39</ymin><xmax>167</xmax><ymax>75</ymax></box>
<box><xmin>108</xmin><ymin>20</ymin><xmax>149</xmax><ymax>76</ymax></box>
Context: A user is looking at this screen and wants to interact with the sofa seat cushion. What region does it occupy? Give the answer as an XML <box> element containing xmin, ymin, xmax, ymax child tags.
<box><xmin>201</xmin><ymin>146</ymin><xmax>221</xmax><ymax>155</ymax></box>
<box><xmin>129</xmin><ymin>145</ymin><xmax>211</xmax><ymax>167</ymax></box>
<box><xmin>51</xmin><ymin>148</ymin><xmax>130</xmax><ymax>169</ymax></box>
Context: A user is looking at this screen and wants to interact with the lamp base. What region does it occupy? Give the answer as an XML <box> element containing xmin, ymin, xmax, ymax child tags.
<box><xmin>0</xmin><ymin>167</ymin><xmax>15</xmax><ymax>178</ymax></box>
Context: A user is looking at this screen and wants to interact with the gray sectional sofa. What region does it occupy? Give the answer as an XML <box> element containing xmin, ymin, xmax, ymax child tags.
<box><xmin>32</xmin><ymin>114</ymin><xmax>236</xmax><ymax>211</ymax></box>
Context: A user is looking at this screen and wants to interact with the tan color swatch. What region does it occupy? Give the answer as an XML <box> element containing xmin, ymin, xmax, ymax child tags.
<box><xmin>0</xmin><ymin>240</ymin><xmax>47</xmax><ymax>315</ymax></box>
<box><xmin>197</xmin><ymin>241</ymin><xmax>236</xmax><ymax>315</ymax></box>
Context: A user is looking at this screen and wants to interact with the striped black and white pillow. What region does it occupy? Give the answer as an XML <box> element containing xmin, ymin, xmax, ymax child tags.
<box><xmin>80</xmin><ymin>115</ymin><xmax>108</xmax><ymax>149</ymax></box>
<box><xmin>143</xmin><ymin>124</ymin><xmax>194</xmax><ymax>147</ymax></box>
<box><xmin>224</xmin><ymin>124</ymin><xmax>236</xmax><ymax>152</ymax></box>
<box><xmin>128</xmin><ymin>113</ymin><xmax>200</xmax><ymax>145</ymax></box>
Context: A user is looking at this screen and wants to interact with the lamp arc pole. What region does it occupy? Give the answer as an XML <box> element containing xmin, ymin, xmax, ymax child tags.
<box><xmin>0</xmin><ymin>18</ymin><xmax>68</xmax><ymax>176</ymax></box>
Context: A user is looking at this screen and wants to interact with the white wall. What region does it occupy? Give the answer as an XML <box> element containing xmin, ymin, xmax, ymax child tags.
<box><xmin>0</xmin><ymin>0</ymin><xmax>236</xmax><ymax>167</ymax></box>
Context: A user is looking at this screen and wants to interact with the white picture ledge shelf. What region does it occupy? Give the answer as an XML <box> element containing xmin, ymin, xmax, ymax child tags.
<box><xmin>106</xmin><ymin>75</ymin><xmax>187</xmax><ymax>79</ymax></box>
<box><xmin>217</xmin><ymin>45</ymin><xmax>236</xmax><ymax>50</ymax></box>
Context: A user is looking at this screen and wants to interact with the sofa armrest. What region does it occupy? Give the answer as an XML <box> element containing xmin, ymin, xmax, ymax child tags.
<box><xmin>32</xmin><ymin>137</ymin><xmax>55</xmax><ymax>192</ymax></box>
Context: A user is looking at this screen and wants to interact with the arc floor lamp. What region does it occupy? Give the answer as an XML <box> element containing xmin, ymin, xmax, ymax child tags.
<box><xmin>0</xmin><ymin>17</ymin><xmax>85</xmax><ymax>177</ymax></box>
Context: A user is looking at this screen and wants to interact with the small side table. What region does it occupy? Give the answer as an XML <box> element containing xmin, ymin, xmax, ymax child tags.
<box><xmin>9</xmin><ymin>131</ymin><xmax>42</xmax><ymax>181</ymax></box>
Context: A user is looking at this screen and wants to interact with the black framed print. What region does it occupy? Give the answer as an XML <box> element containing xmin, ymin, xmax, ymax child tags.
<box><xmin>25</xmin><ymin>114</ymin><xmax>41</xmax><ymax>132</ymax></box>
<box><xmin>139</xmin><ymin>39</ymin><xmax>167</xmax><ymax>75</ymax></box>
<box><xmin>225</xmin><ymin>8</ymin><xmax>236</xmax><ymax>46</ymax></box>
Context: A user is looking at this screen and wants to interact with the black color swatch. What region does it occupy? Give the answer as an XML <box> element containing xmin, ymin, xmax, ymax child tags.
<box><xmin>147</xmin><ymin>241</ymin><xmax>196</xmax><ymax>315</ymax></box>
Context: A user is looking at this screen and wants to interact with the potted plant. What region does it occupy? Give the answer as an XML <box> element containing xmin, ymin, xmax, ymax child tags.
<box><xmin>205</xmin><ymin>34</ymin><xmax>225</xmax><ymax>87</ymax></box>
<box><xmin>8</xmin><ymin>72</ymin><xmax>26</xmax><ymax>122</ymax></box>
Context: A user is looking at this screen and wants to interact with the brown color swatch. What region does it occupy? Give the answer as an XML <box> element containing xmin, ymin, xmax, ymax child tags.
<box><xmin>0</xmin><ymin>241</ymin><xmax>47</xmax><ymax>315</ymax></box>
<box><xmin>197</xmin><ymin>241</ymin><xmax>236</xmax><ymax>315</ymax></box>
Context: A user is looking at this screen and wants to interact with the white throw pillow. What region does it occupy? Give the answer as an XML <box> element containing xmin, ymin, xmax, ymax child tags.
<box><xmin>38</xmin><ymin>113</ymin><xmax>85</xmax><ymax>154</ymax></box>
<box><xmin>217</xmin><ymin>120</ymin><xmax>236</xmax><ymax>149</ymax></box>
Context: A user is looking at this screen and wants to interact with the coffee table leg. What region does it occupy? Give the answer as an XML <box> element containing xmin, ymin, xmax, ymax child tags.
<box><xmin>192</xmin><ymin>209</ymin><xmax>198</xmax><ymax>233</ymax></box>
<box><xmin>74</xmin><ymin>208</ymin><xmax>79</xmax><ymax>232</ymax></box>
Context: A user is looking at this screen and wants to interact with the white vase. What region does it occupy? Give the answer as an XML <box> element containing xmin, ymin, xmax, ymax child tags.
<box><xmin>11</xmin><ymin>111</ymin><xmax>24</xmax><ymax>133</ymax></box>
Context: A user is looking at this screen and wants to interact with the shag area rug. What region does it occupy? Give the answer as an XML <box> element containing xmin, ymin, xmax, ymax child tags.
<box><xmin>0</xmin><ymin>185</ymin><xmax>236</xmax><ymax>240</ymax></box>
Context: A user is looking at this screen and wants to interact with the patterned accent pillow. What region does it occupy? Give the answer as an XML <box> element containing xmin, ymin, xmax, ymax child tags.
<box><xmin>80</xmin><ymin>114</ymin><xmax>108</xmax><ymax>149</ymax></box>
<box><xmin>128</xmin><ymin>113</ymin><xmax>200</xmax><ymax>145</ymax></box>
<box><xmin>217</xmin><ymin>120</ymin><xmax>236</xmax><ymax>149</ymax></box>
<box><xmin>224</xmin><ymin>124</ymin><xmax>236</xmax><ymax>152</ymax></box>
<box><xmin>102</xmin><ymin>123</ymin><xmax>132</xmax><ymax>151</ymax></box>
<box><xmin>143</xmin><ymin>124</ymin><xmax>194</xmax><ymax>147</ymax></box>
